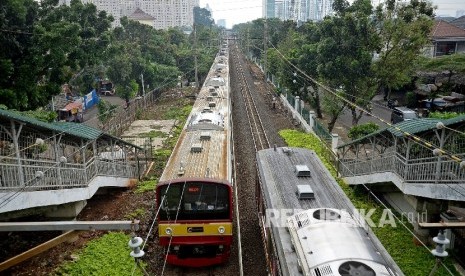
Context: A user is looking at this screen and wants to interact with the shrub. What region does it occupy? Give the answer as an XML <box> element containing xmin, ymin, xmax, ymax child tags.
<box><xmin>429</xmin><ymin>111</ymin><xmax>463</xmax><ymax>120</ymax></box>
<box><xmin>348</xmin><ymin>122</ymin><xmax>379</xmax><ymax>140</ymax></box>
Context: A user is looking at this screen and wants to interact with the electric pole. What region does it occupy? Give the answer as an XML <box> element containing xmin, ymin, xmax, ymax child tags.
<box><xmin>247</xmin><ymin>27</ymin><xmax>250</xmax><ymax>59</ymax></box>
<box><xmin>140</xmin><ymin>73</ymin><xmax>145</xmax><ymax>97</ymax></box>
<box><xmin>194</xmin><ymin>24</ymin><xmax>199</xmax><ymax>89</ymax></box>
<box><xmin>264</xmin><ymin>18</ymin><xmax>268</xmax><ymax>81</ymax></box>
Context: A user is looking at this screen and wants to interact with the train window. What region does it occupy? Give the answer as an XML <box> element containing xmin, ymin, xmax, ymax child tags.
<box><xmin>158</xmin><ymin>182</ymin><xmax>230</xmax><ymax>221</ymax></box>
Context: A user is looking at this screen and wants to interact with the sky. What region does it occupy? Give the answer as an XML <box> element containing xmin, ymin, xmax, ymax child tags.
<box><xmin>199</xmin><ymin>0</ymin><xmax>465</xmax><ymax>28</ymax></box>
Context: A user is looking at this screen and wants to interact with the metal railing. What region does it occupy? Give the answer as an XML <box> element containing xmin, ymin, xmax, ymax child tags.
<box><xmin>0</xmin><ymin>157</ymin><xmax>140</xmax><ymax>192</ymax></box>
<box><xmin>339</xmin><ymin>152</ymin><xmax>465</xmax><ymax>184</ymax></box>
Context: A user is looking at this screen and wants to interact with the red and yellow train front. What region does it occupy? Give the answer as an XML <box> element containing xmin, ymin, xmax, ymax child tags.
<box><xmin>157</xmin><ymin>179</ymin><xmax>233</xmax><ymax>267</ymax></box>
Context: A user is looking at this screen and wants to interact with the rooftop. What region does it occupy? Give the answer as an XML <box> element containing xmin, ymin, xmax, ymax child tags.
<box><xmin>431</xmin><ymin>20</ymin><xmax>465</xmax><ymax>39</ymax></box>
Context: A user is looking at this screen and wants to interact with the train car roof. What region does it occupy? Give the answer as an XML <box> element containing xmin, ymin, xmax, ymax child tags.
<box><xmin>256</xmin><ymin>147</ymin><xmax>403</xmax><ymax>276</ymax></box>
<box><xmin>159</xmin><ymin>52</ymin><xmax>231</xmax><ymax>183</ymax></box>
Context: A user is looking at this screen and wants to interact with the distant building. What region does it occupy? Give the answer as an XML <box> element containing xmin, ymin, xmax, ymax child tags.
<box><xmin>263</xmin><ymin>0</ymin><xmax>276</xmax><ymax>19</ymax></box>
<box><xmin>217</xmin><ymin>19</ymin><xmax>226</xmax><ymax>28</ymax></box>
<box><xmin>275</xmin><ymin>0</ymin><xmax>285</xmax><ymax>19</ymax></box>
<box><xmin>274</xmin><ymin>0</ymin><xmax>333</xmax><ymax>22</ymax></box>
<box><xmin>424</xmin><ymin>20</ymin><xmax>465</xmax><ymax>57</ymax></box>
<box><xmin>128</xmin><ymin>8</ymin><xmax>155</xmax><ymax>26</ymax></box>
<box><xmin>58</xmin><ymin>0</ymin><xmax>199</xmax><ymax>29</ymax></box>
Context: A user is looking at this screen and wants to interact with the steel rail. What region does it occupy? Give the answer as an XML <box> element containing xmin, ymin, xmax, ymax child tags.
<box><xmin>232</xmin><ymin>47</ymin><xmax>270</xmax><ymax>152</ymax></box>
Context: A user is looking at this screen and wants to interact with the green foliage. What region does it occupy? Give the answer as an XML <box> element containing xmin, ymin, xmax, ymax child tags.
<box><xmin>97</xmin><ymin>99</ymin><xmax>118</xmax><ymax>124</ymax></box>
<box><xmin>416</xmin><ymin>54</ymin><xmax>465</xmax><ymax>74</ymax></box>
<box><xmin>373</xmin><ymin>0</ymin><xmax>434</xmax><ymax>96</ymax></box>
<box><xmin>55</xmin><ymin>232</ymin><xmax>146</xmax><ymax>276</ymax></box>
<box><xmin>429</xmin><ymin>111</ymin><xmax>464</xmax><ymax>119</ymax></box>
<box><xmin>405</xmin><ymin>91</ymin><xmax>417</xmax><ymax>108</ymax></box>
<box><xmin>162</xmin><ymin>105</ymin><xmax>192</xmax><ymax>120</ymax></box>
<box><xmin>279</xmin><ymin>129</ymin><xmax>459</xmax><ymax>275</ymax></box>
<box><xmin>348</xmin><ymin>122</ymin><xmax>379</xmax><ymax>140</ymax></box>
<box><xmin>135</xmin><ymin>179</ymin><xmax>157</xmax><ymax>194</ymax></box>
<box><xmin>124</xmin><ymin>208</ymin><xmax>146</xmax><ymax>219</ymax></box>
<box><xmin>194</xmin><ymin>7</ymin><xmax>214</xmax><ymax>27</ymax></box>
<box><xmin>155</xmin><ymin>149</ymin><xmax>172</xmax><ymax>158</ymax></box>
<box><xmin>0</xmin><ymin>0</ymin><xmax>113</xmax><ymax>110</ymax></box>
<box><xmin>138</xmin><ymin>130</ymin><xmax>167</xmax><ymax>138</ymax></box>
<box><xmin>0</xmin><ymin>106</ymin><xmax>57</xmax><ymax>122</ymax></box>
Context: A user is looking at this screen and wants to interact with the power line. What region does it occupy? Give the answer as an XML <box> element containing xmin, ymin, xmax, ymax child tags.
<box><xmin>268</xmin><ymin>40</ymin><xmax>465</xmax><ymax>166</ymax></box>
<box><xmin>0</xmin><ymin>64</ymin><xmax>200</xmax><ymax>210</ymax></box>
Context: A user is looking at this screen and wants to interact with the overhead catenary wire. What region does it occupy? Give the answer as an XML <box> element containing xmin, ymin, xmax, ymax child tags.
<box><xmin>269</xmin><ymin>41</ymin><xmax>465</xmax><ymax>200</ymax></box>
<box><xmin>261</xmin><ymin>41</ymin><xmax>459</xmax><ymax>274</ymax></box>
<box><xmin>160</xmin><ymin>181</ymin><xmax>186</xmax><ymax>276</ymax></box>
<box><xmin>268</xmin><ymin>40</ymin><xmax>465</xmax><ymax>165</ymax></box>
<box><xmin>0</xmin><ymin>63</ymin><xmax>200</xmax><ymax>209</ymax></box>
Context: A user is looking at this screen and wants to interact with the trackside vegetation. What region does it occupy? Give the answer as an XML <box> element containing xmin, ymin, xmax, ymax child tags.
<box><xmin>55</xmin><ymin>232</ymin><xmax>146</xmax><ymax>276</ymax></box>
<box><xmin>279</xmin><ymin>129</ymin><xmax>459</xmax><ymax>276</ymax></box>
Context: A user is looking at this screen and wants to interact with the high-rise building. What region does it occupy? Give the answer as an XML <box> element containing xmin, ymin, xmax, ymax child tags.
<box><xmin>58</xmin><ymin>0</ymin><xmax>199</xmax><ymax>29</ymax></box>
<box><xmin>217</xmin><ymin>19</ymin><xmax>227</xmax><ymax>28</ymax></box>
<box><xmin>263</xmin><ymin>0</ymin><xmax>276</xmax><ymax>19</ymax></box>
<box><xmin>275</xmin><ymin>0</ymin><xmax>333</xmax><ymax>22</ymax></box>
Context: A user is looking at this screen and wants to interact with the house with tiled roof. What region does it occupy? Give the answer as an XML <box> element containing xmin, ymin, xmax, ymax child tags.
<box><xmin>128</xmin><ymin>8</ymin><xmax>155</xmax><ymax>27</ymax></box>
<box><xmin>425</xmin><ymin>20</ymin><xmax>465</xmax><ymax>57</ymax></box>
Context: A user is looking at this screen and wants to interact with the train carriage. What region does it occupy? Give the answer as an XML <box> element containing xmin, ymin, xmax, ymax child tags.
<box><xmin>256</xmin><ymin>147</ymin><xmax>403</xmax><ymax>275</ymax></box>
<box><xmin>156</xmin><ymin>41</ymin><xmax>233</xmax><ymax>267</ymax></box>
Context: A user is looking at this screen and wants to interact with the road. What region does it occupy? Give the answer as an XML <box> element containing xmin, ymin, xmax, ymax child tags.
<box><xmin>82</xmin><ymin>95</ymin><xmax>124</xmax><ymax>129</ymax></box>
<box><xmin>331</xmin><ymin>94</ymin><xmax>393</xmax><ymax>142</ymax></box>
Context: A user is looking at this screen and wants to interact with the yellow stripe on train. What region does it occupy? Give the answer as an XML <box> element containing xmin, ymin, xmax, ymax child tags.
<box><xmin>159</xmin><ymin>222</ymin><xmax>232</xmax><ymax>237</ymax></box>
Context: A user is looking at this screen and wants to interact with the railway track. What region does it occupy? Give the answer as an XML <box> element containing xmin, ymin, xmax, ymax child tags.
<box><xmin>231</xmin><ymin>44</ymin><xmax>270</xmax><ymax>151</ymax></box>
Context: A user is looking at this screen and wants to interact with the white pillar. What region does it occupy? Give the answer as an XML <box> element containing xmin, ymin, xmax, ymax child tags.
<box><xmin>309</xmin><ymin>111</ymin><xmax>315</xmax><ymax>129</ymax></box>
<box><xmin>294</xmin><ymin>96</ymin><xmax>300</xmax><ymax>120</ymax></box>
<box><xmin>331</xmin><ymin>133</ymin><xmax>339</xmax><ymax>153</ymax></box>
<box><xmin>294</xmin><ymin>96</ymin><xmax>300</xmax><ymax>111</ymax></box>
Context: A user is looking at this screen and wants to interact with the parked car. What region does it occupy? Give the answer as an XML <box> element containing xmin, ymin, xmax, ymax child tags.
<box><xmin>391</xmin><ymin>106</ymin><xmax>418</xmax><ymax>124</ymax></box>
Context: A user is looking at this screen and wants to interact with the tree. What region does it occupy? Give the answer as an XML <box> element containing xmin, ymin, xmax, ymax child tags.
<box><xmin>296</xmin><ymin>21</ymin><xmax>323</xmax><ymax>118</ymax></box>
<box><xmin>0</xmin><ymin>0</ymin><xmax>113</xmax><ymax>110</ymax></box>
<box><xmin>317</xmin><ymin>0</ymin><xmax>378</xmax><ymax>130</ymax></box>
<box><xmin>373</xmin><ymin>0</ymin><xmax>434</xmax><ymax>100</ymax></box>
<box><xmin>194</xmin><ymin>7</ymin><xmax>214</xmax><ymax>27</ymax></box>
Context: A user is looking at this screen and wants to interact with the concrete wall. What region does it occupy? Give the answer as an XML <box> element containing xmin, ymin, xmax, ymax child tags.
<box><xmin>0</xmin><ymin>176</ymin><xmax>135</xmax><ymax>216</ymax></box>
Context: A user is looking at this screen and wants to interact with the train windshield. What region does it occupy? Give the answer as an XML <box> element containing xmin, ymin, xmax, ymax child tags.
<box><xmin>158</xmin><ymin>182</ymin><xmax>230</xmax><ymax>221</ymax></box>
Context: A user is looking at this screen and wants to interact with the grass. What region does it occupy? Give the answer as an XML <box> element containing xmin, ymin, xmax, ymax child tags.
<box><xmin>134</xmin><ymin>179</ymin><xmax>157</xmax><ymax>194</ymax></box>
<box><xmin>279</xmin><ymin>129</ymin><xmax>459</xmax><ymax>276</ymax></box>
<box><xmin>162</xmin><ymin>105</ymin><xmax>192</xmax><ymax>120</ymax></box>
<box><xmin>138</xmin><ymin>130</ymin><xmax>167</xmax><ymax>138</ymax></box>
<box><xmin>55</xmin><ymin>232</ymin><xmax>146</xmax><ymax>276</ymax></box>
<box><xmin>125</xmin><ymin>208</ymin><xmax>147</xmax><ymax>220</ymax></box>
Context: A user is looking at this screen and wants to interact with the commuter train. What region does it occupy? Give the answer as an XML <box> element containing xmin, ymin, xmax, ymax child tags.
<box><xmin>155</xmin><ymin>41</ymin><xmax>233</xmax><ymax>267</ymax></box>
<box><xmin>256</xmin><ymin>147</ymin><xmax>402</xmax><ymax>275</ymax></box>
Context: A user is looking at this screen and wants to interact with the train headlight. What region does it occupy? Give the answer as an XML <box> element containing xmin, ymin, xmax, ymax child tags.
<box><xmin>218</xmin><ymin>226</ymin><xmax>225</xmax><ymax>234</ymax></box>
<box><xmin>165</xmin><ymin>227</ymin><xmax>173</xmax><ymax>235</ymax></box>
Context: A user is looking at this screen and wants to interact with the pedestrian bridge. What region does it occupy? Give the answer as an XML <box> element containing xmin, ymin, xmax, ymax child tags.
<box><xmin>336</xmin><ymin>115</ymin><xmax>465</xmax><ymax>201</ymax></box>
<box><xmin>0</xmin><ymin>109</ymin><xmax>145</xmax><ymax>219</ymax></box>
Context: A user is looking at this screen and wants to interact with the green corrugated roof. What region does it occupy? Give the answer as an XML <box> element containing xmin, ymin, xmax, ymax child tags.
<box><xmin>51</xmin><ymin>122</ymin><xmax>103</xmax><ymax>140</ymax></box>
<box><xmin>0</xmin><ymin>108</ymin><xmax>142</xmax><ymax>149</ymax></box>
<box><xmin>0</xmin><ymin>109</ymin><xmax>102</xmax><ymax>140</ymax></box>
<box><xmin>338</xmin><ymin>114</ymin><xmax>465</xmax><ymax>148</ymax></box>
